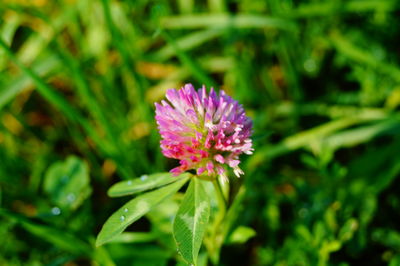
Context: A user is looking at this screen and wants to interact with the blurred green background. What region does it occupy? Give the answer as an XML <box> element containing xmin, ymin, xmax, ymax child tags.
<box><xmin>1</xmin><ymin>0</ymin><xmax>400</xmax><ymax>265</ymax></box>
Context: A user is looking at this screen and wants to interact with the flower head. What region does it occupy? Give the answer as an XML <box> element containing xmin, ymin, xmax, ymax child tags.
<box><xmin>155</xmin><ymin>84</ymin><xmax>253</xmax><ymax>181</ymax></box>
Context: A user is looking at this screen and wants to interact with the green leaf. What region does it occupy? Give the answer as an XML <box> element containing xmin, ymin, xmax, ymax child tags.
<box><xmin>160</xmin><ymin>14</ymin><xmax>296</xmax><ymax>31</ymax></box>
<box><xmin>320</xmin><ymin>240</ymin><xmax>342</xmax><ymax>253</ymax></box>
<box><xmin>0</xmin><ymin>55</ymin><xmax>60</xmax><ymax>110</ymax></box>
<box><xmin>339</xmin><ymin>218</ymin><xmax>358</xmax><ymax>242</ymax></box>
<box><xmin>226</xmin><ymin>226</ymin><xmax>256</xmax><ymax>245</ymax></box>
<box><xmin>106</xmin><ymin>232</ymin><xmax>158</xmax><ymax>244</ymax></box>
<box><xmin>0</xmin><ymin>209</ymin><xmax>91</xmax><ymax>255</ymax></box>
<box><xmin>372</xmin><ymin>228</ymin><xmax>400</xmax><ymax>249</ymax></box>
<box><xmin>390</xmin><ymin>254</ymin><xmax>400</xmax><ymax>266</ymax></box>
<box><xmin>173</xmin><ymin>178</ymin><xmax>210</xmax><ymax>265</ymax></box>
<box><xmin>96</xmin><ymin>176</ymin><xmax>189</xmax><ymax>246</ymax></box>
<box><xmin>153</xmin><ymin>28</ymin><xmax>223</xmax><ymax>61</ymax></box>
<box><xmin>108</xmin><ymin>172</ymin><xmax>190</xmax><ymax>197</ymax></box>
<box><xmin>43</xmin><ymin>156</ymin><xmax>91</xmax><ymax>211</ymax></box>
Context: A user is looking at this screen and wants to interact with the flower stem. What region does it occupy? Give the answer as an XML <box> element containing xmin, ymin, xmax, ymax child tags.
<box><xmin>213</xmin><ymin>178</ymin><xmax>227</xmax><ymax>209</ymax></box>
<box><xmin>208</xmin><ymin>178</ymin><xmax>227</xmax><ymax>264</ymax></box>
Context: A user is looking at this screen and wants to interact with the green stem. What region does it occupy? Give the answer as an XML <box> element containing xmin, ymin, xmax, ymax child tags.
<box><xmin>213</xmin><ymin>178</ymin><xmax>227</xmax><ymax>208</ymax></box>
<box><xmin>208</xmin><ymin>178</ymin><xmax>227</xmax><ymax>264</ymax></box>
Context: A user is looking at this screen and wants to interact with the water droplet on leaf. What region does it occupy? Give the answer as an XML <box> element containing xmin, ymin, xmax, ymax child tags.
<box><xmin>67</xmin><ymin>193</ymin><xmax>76</xmax><ymax>203</ymax></box>
<box><xmin>140</xmin><ymin>175</ymin><xmax>148</xmax><ymax>181</ymax></box>
<box><xmin>127</xmin><ymin>180</ymin><xmax>132</xmax><ymax>185</ymax></box>
<box><xmin>123</xmin><ymin>208</ymin><xmax>128</xmax><ymax>213</ymax></box>
<box><xmin>120</xmin><ymin>215</ymin><xmax>126</xmax><ymax>221</ymax></box>
<box><xmin>51</xmin><ymin>207</ymin><xmax>61</xmax><ymax>215</ymax></box>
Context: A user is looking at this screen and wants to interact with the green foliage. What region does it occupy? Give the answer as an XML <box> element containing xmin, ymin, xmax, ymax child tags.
<box><xmin>0</xmin><ymin>209</ymin><xmax>91</xmax><ymax>255</ymax></box>
<box><xmin>96</xmin><ymin>174</ymin><xmax>189</xmax><ymax>246</ymax></box>
<box><xmin>44</xmin><ymin>156</ymin><xmax>91</xmax><ymax>210</ymax></box>
<box><xmin>1</xmin><ymin>0</ymin><xmax>400</xmax><ymax>265</ymax></box>
<box><xmin>173</xmin><ymin>178</ymin><xmax>210</xmax><ymax>265</ymax></box>
<box><xmin>226</xmin><ymin>226</ymin><xmax>256</xmax><ymax>245</ymax></box>
<box><xmin>108</xmin><ymin>172</ymin><xmax>190</xmax><ymax>197</ymax></box>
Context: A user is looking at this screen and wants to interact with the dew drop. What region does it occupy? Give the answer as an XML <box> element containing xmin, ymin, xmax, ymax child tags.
<box><xmin>120</xmin><ymin>215</ymin><xmax>126</xmax><ymax>221</ymax></box>
<box><xmin>127</xmin><ymin>180</ymin><xmax>132</xmax><ymax>185</ymax></box>
<box><xmin>51</xmin><ymin>207</ymin><xmax>61</xmax><ymax>216</ymax></box>
<box><xmin>123</xmin><ymin>208</ymin><xmax>128</xmax><ymax>213</ymax></box>
<box><xmin>304</xmin><ymin>58</ymin><xmax>317</xmax><ymax>73</ymax></box>
<box><xmin>67</xmin><ymin>193</ymin><xmax>76</xmax><ymax>203</ymax></box>
<box><xmin>140</xmin><ymin>175</ymin><xmax>148</xmax><ymax>181</ymax></box>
